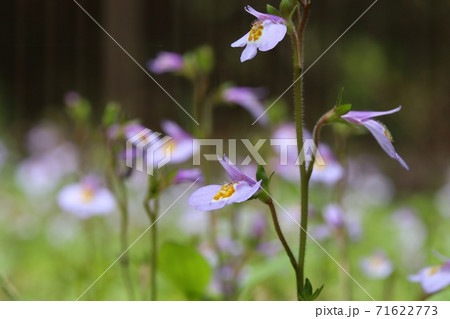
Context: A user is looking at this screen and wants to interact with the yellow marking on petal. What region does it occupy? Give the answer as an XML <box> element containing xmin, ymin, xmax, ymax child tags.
<box><xmin>427</xmin><ymin>266</ymin><xmax>441</xmax><ymax>276</ymax></box>
<box><xmin>248</xmin><ymin>21</ymin><xmax>264</xmax><ymax>42</ymax></box>
<box><xmin>81</xmin><ymin>187</ymin><xmax>95</xmax><ymax>203</ymax></box>
<box><xmin>213</xmin><ymin>183</ymin><xmax>236</xmax><ymax>201</ymax></box>
<box><xmin>161</xmin><ymin>139</ymin><xmax>177</xmax><ymax>155</ymax></box>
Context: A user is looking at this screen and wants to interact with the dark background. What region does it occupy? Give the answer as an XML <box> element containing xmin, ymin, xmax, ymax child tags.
<box><xmin>1</xmin><ymin>0</ymin><xmax>449</xmax><ymax>190</ymax></box>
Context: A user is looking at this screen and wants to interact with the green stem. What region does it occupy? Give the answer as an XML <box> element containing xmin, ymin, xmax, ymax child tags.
<box><xmin>291</xmin><ymin>2</ymin><xmax>311</xmax><ymax>299</ymax></box>
<box><xmin>143</xmin><ymin>173</ymin><xmax>160</xmax><ymax>301</ymax></box>
<box><xmin>117</xmin><ymin>179</ymin><xmax>135</xmax><ymax>301</ymax></box>
<box><xmin>266</xmin><ymin>201</ymin><xmax>298</xmax><ymax>275</ymax></box>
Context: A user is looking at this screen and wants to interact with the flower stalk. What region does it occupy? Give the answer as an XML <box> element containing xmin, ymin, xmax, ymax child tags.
<box><xmin>290</xmin><ymin>0</ymin><xmax>311</xmax><ymax>297</ymax></box>
<box><xmin>143</xmin><ymin>172</ymin><xmax>160</xmax><ymax>301</ymax></box>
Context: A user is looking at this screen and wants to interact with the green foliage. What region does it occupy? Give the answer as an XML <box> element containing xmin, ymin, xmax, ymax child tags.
<box><xmin>298</xmin><ymin>278</ymin><xmax>324</xmax><ymax>301</ymax></box>
<box><xmin>158</xmin><ymin>242</ymin><xmax>212</xmax><ymax>299</ymax></box>
<box><xmin>102</xmin><ymin>102</ymin><xmax>121</xmax><ymax>127</ymax></box>
<box><xmin>426</xmin><ymin>288</ymin><xmax>450</xmax><ymax>301</ymax></box>
<box><xmin>266</xmin><ymin>4</ymin><xmax>281</xmax><ymax>16</ymax></box>
<box><xmin>66</xmin><ymin>98</ymin><xmax>91</xmax><ymax>124</ymax></box>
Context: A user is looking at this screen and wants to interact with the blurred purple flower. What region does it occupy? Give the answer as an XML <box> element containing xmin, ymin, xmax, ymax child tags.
<box><xmin>57</xmin><ymin>175</ymin><xmax>116</xmax><ymax>219</ymax></box>
<box><xmin>64</xmin><ymin>91</ymin><xmax>81</xmax><ymax>107</ymax></box>
<box><xmin>409</xmin><ymin>261</ymin><xmax>450</xmax><ymax>294</ymax></box>
<box><xmin>159</xmin><ymin>120</ymin><xmax>199</xmax><ymax>164</ymax></box>
<box><xmin>341</xmin><ymin>106</ymin><xmax>409</xmax><ymax>170</ymax></box>
<box><xmin>323</xmin><ymin>204</ymin><xmax>345</xmax><ymax>229</ymax></box>
<box><xmin>271</xmin><ymin>123</ymin><xmax>343</xmax><ymax>185</ymax></box>
<box><xmin>173</xmin><ymin>168</ymin><xmax>204</xmax><ymax>184</ymax></box>
<box><xmin>231</xmin><ymin>5</ymin><xmax>287</xmax><ymax>62</ymax></box>
<box><xmin>188</xmin><ymin>155</ymin><xmax>261</xmax><ymax>211</ymax></box>
<box><xmin>147</xmin><ymin>52</ymin><xmax>184</xmax><ymax>74</ymax></box>
<box><xmin>16</xmin><ymin>143</ymin><xmax>79</xmax><ymax>196</ymax></box>
<box><xmin>222</xmin><ymin>87</ymin><xmax>268</xmax><ymax>125</ymax></box>
<box><xmin>360</xmin><ymin>250</ymin><xmax>394</xmax><ymax>279</ymax></box>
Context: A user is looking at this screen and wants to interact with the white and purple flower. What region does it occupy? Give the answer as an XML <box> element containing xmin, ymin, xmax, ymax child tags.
<box><xmin>341</xmin><ymin>106</ymin><xmax>409</xmax><ymax>170</ymax></box>
<box><xmin>57</xmin><ymin>176</ymin><xmax>116</xmax><ymax>219</ymax></box>
<box><xmin>231</xmin><ymin>6</ymin><xmax>287</xmax><ymax>62</ymax></box>
<box><xmin>147</xmin><ymin>52</ymin><xmax>184</xmax><ymax>74</ymax></box>
<box><xmin>409</xmin><ymin>261</ymin><xmax>450</xmax><ymax>294</ymax></box>
<box><xmin>360</xmin><ymin>250</ymin><xmax>394</xmax><ymax>279</ymax></box>
<box><xmin>188</xmin><ymin>155</ymin><xmax>261</xmax><ymax>211</ymax></box>
<box><xmin>222</xmin><ymin>87</ymin><xmax>268</xmax><ymax>125</ymax></box>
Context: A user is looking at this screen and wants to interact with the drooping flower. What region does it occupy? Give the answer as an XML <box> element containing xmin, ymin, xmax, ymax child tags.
<box><xmin>188</xmin><ymin>155</ymin><xmax>261</xmax><ymax>211</ymax></box>
<box><xmin>173</xmin><ymin>168</ymin><xmax>204</xmax><ymax>184</ymax></box>
<box><xmin>222</xmin><ymin>87</ymin><xmax>268</xmax><ymax>125</ymax></box>
<box><xmin>409</xmin><ymin>261</ymin><xmax>450</xmax><ymax>294</ymax></box>
<box><xmin>147</xmin><ymin>52</ymin><xmax>184</xmax><ymax>74</ymax></box>
<box><xmin>341</xmin><ymin>106</ymin><xmax>409</xmax><ymax>170</ymax></box>
<box><xmin>360</xmin><ymin>250</ymin><xmax>394</xmax><ymax>279</ymax></box>
<box><xmin>231</xmin><ymin>6</ymin><xmax>287</xmax><ymax>62</ymax></box>
<box><xmin>57</xmin><ymin>176</ymin><xmax>116</xmax><ymax>219</ymax></box>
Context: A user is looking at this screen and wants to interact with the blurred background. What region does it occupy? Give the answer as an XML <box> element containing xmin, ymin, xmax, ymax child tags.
<box><xmin>1</xmin><ymin>0</ymin><xmax>450</xmax><ymax>301</ymax></box>
<box><xmin>1</xmin><ymin>0</ymin><xmax>449</xmax><ymax>190</ymax></box>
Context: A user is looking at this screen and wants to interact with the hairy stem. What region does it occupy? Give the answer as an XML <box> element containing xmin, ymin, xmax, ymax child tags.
<box><xmin>266</xmin><ymin>201</ymin><xmax>298</xmax><ymax>276</ymax></box>
<box><xmin>291</xmin><ymin>2</ymin><xmax>311</xmax><ymax>298</ymax></box>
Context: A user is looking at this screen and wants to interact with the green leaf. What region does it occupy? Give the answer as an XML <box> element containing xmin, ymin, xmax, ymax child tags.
<box><xmin>280</xmin><ymin>0</ymin><xmax>293</xmax><ymax>17</ymax></box>
<box><xmin>256</xmin><ymin>165</ymin><xmax>271</xmax><ymax>203</ymax></box>
<box><xmin>336</xmin><ymin>87</ymin><xmax>345</xmax><ymax>106</ymax></box>
<box><xmin>298</xmin><ymin>278</ymin><xmax>324</xmax><ymax>301</ymax></box>
<box><xmin>159</xmin><ymin>242</ymin><xmax>212</xmax><ymax>299</ymax></box>
<box><xmin>426</xmin><ymin>287</ymin><xmax>450</xmax><ymax>301</ymax></box>
<box><xmin>266</xmin><ymin>4</ymin><xmax>281</xmax><ymax>16</ymax></box>
<box><xmin>334</xmin><ymin>103</ymin><xmax>352</xmax><ymax>116</ymax></box>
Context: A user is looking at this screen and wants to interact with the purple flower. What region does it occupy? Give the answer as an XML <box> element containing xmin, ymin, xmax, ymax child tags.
<box><xmin>222</xmin><ymin>87</ymin><xmax>268</xmax><ymax>125</ymax></box>
<box><xmin>231</xmin><ymin>5</ymin><xmax>287</xmax><ymax>62</ymax></box>
<box><xmin>323</xmin><ymin>204</ymin><xmax>345</xmax><ymax>229</ymax></box>
<box><xmin>341</xmin><ymin>106</ymin><xmax>409</xmax><ymax>170</ymax></box>
<box><xmin>173</xmin><ymin>168</ymin><xmax>204</xmax><ymax>184</ymax></box>
<box><xmin>360</xmin><ymin>250</ymin><xmax>394</xmax><ymax>279</ymax></box>
<box><xmin>159</xmin><ymin>120</ymin><xmax>199</xmax><ymax>164</ymax></box>
<box><xmin>147</xmin><ymin>52</ymin><xmax>184</xmax><ymax>74</ymax></box>
<box><xmin>188</xmin><ymin>155</ymin><xmax>261</xmax><ymax>211</ymax></box>
<box><xmin>57</xmin><ymin>175</ymin><xmax>116</xmax><ymax>219</ymax></box>
<box><xmin>409</xmin><ymin>261</ymin><xmax>450</xmax><ymax>294</ymax></box>
<box><xmin>64</xmin><ymin>91</ymin><xmax>81</xmax><ymax>107</ymax></box>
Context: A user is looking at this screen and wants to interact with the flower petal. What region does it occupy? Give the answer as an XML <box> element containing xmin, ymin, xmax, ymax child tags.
<box><xmin>232</xmin><ymin>180</ymin><xmax>262</xmax><ymax>203</ymax></box>
<box><xmin>342</xmin><ymin>106</ymin><xmax>402</xmax><ymax>124</ymax></box>
<box><xmin>187</xmin><ymin>185</ymin><xmax>227</xmax><ymax>211</ymax></box>
<box><xmin>240</xmin><ymin>43</ymin><xmax>258</xmax><ymax>62</ymax></box>
<box><xmin>258</xmin><ymin>22</ymin><xmax>287</xmax><ymax>52</ymax></box>
<box><xmin>218</xmin><ymin>155</ymin><xmax>255</xmax><ymax>185</ymax></box>
<box><xmin>244</xmin><ymin>5</ymin><xmax>285</xmax><ymax>24</ymax></box>
<box><xmin>231</xmin><ymin>32</ymin><xmax>250</xmax><ymax>48</ymax></box>
<box><xmin>161</xmin><ymin>120</ymin><xmax>192</xmax><ymax>140</ymax></box>
<box><xmin>361</xmin><ymin>120</ymin><xmax>409</xmax><ymax>170</ymax></box>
